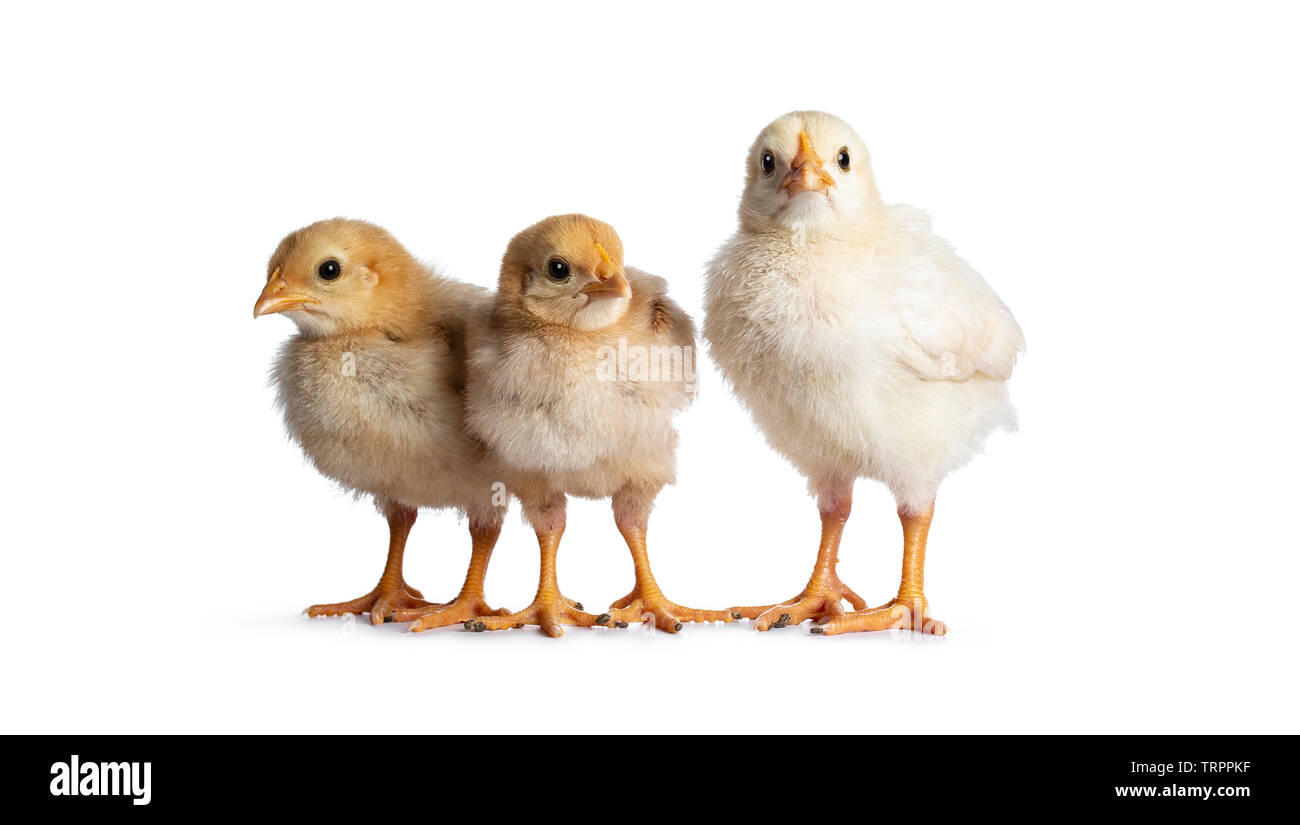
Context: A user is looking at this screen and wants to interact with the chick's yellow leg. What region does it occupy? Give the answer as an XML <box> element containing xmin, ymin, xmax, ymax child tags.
<box><xmin>604</xmin><ymin>499</ymin><xmax>733</xmax><ymax>632</ymax></box>
<box><xmin>813</xmin><ymin>501</ymin><xmax>947</xmax><ymax>636</ymax></box>
<box><xmin>730</xmin><ymin>484</ymin><xmax>867</xmax><ymax>631</ymax></box>
<box><xmin>305</xmin><ymin>501</ymin><xmax>436</xmax><ymax>625</ymax></box>
<box><xmin>470</xmin><ymin>503</ymin><xmax>604</xmax><ymax>637</ymax></box>
<box><xmin>400</xmin><ymin>519</ymin><xmax>512</xmax><ymax>631</ymax></box>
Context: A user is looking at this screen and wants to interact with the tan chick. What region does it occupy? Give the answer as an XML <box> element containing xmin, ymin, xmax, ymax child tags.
<box><xmin>254</xmin><ymin>218</ymin><xmax>509</xmax><ymax>631</ymax></box>
<box><xmin>464</xmin><ymin>214</ymin><xmax>729</xmax><ymax>635</ymax></box>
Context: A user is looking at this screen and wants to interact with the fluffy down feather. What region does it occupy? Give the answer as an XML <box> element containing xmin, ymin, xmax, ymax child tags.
<box><xmin>268</xmin><ymin>220</ymin><xmax>503</xmax><ymax>525</ymax></box>
<box><xmin>704</xmin><ymin>112</ymin><xmax>1023</xmax><ymax>514</ymax></box>
<box><xmin>467</xmin><ymin>267</ymin><xmax>695</xmax><ymax>507</ymax></box>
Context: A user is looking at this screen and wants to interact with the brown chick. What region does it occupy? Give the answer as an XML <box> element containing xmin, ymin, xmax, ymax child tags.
<box><xmin>462</xmin><ymin>214</ymin><xmax>731</xmax><ymax>635</ymax></box>
<box><xmin>254</xmin><ymin>218</ymin><xmax>510</xmax><ymax>630</ymax></box>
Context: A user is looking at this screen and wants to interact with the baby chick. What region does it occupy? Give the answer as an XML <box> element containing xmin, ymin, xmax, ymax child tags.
<box><xmin>464</xmin><ymin>214</ymin><xmax>729</xmax><ymax>635</ymax></box>
<box><xmin>254</xmin><ymin>218</ymin><xmax>510</xmax><ymax>630</ymax></box>
<box><xmin>704</xmin><ymin>112</ymin><xmax>1024</xmax><ymax>635</ymax></box>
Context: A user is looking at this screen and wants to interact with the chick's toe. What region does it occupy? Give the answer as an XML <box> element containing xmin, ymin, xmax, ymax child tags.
<box><xmin>305</xmin><ymin>583</ymin><xmax>435</xmax><ymax>626</ymax></box>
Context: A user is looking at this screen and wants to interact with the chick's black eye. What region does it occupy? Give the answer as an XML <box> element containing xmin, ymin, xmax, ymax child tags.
<box><xmin>547</xmin><ymin>259</ymin><xmax>571</xmax><ymax>283</ymax></box>
<box><xmin>837</xmin><ymin>148</ymin><xmax>851</xmax><ymax>171</ymax></box>
<box><xmin>318</xmin><ymin>259</ymin><xmax>341</xmax><ymax>281</ymax></box>
<box><xmin>761</xmin><ymin>150</ymin><xmax>776</xmax><ymax>177</ymax></box>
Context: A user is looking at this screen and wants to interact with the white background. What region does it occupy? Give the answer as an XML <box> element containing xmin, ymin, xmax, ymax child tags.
<box><xmin>2</xmin><ymin>1</ymin><xmax>1297</xmax><ymax>733</ymax></box>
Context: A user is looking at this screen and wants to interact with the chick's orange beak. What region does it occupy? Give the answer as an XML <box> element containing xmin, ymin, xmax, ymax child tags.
<box><xmin>253</xmin><ymin>268</ymin><xmax>319</xmax><ymax>318</ymax></box>
<box><xmin>582</xmin><ymin>245</ymin><xmax>631</xmax><ymax>304</ymax></box>
<box><xmin>582</xmin><ymin>244</ymin><xmax>631</xmax><ymax>301</ymax></box>
<box><xmin>581</xmin><ymin>270</ymin><xmax>631</xmax><ymax>301</ymax></box>
<box><xmin>782</xmin><ymin>129</ymin><xmax>836</xmax><ymax>195</ymax></box>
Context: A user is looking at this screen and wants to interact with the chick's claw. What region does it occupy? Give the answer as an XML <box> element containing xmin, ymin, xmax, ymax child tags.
<box><xmin>305</xmin><ymin>582</ymin><xmax>435</xmax><ymax>626</ymax></box>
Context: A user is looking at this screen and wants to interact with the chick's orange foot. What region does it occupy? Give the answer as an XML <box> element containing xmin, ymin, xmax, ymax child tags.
<box><xmin>605</xmin><ymin>589</ymin><xmax>733</xmax><ymax>633</ymax></box>
<box><xmin>466</xmin><ymin>592</ymin><xmax>604</xmax><ymax>637</ymax></box>
<box><xmin>730</xmin><ymin>572</ymin><xmax>868</xmax><ymax>631</ymax></box>
<box><xmin>305</xmin><ymin>582</ymin><xmax>435</xmax><ymax>626</ymax></box>
<box><xmin>400</xmin><ymin>597</ymin><xmax>512</xmax><ymax>632</ymax></box>
<box><xmin>811</xmin><ymin>597</ymin><xmax>948</xmax><ymax>636</ymax></box>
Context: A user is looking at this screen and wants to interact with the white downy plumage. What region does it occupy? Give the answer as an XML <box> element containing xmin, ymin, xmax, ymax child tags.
<box><xmin>705</xmin><ymin>111</ymin><xmax>1023</xmax><ymax>515</ymax></box>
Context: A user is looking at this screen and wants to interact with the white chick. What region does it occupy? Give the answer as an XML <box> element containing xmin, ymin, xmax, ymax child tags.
<box><xmin>704</xmin><ymin>111</ymin><xmax>1024</xmax><ymax>635</ymax></box>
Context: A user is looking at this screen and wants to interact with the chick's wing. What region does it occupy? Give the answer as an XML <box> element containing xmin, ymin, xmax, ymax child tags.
<box><xmin>889</xmin><ymin>211</ymin><xmax>1024</xmax><ymax>383</ymax></box>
